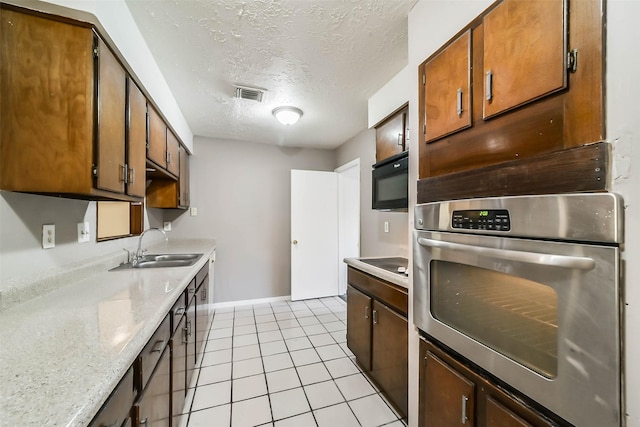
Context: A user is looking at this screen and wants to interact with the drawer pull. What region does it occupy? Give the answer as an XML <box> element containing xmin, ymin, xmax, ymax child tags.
<box><xmin>372</xmin><ymin>310</ymin><xmax>378</xmax><ymax>325</ymax></box>
<box><xmin>150</xmin><ymin>340</ymin><xmax>164</xmax><ymax>354</ymax></box>
<box><xmin>364</xmin><ymin>306</ymin><xmax>369</xmax><ymax>319</ymax></box>
<box><xmin>140</xmin><ymin>417</ymin><xmax>149</xmax><ymax>426</ymax></box>
<box><xmin>174</xmin><ymin>307</ymin><xmax>185</xmax><ymax>317</ymax></box>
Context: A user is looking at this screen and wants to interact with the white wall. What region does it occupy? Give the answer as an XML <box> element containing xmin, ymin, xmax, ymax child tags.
<box><xmin>608</xmin><ymin>1</ymin><xmax>640</xmax><ymax>425</ymax></box>
<box><xmin>407</xmin><ymin>1</ymin><xmax>640</xmax><ymax>426</ymax></box>
<box><xmin>336</xmin><ymin>129</ymin><xmax>409</xmax><ymax>258</ymax></box>
<box><xmin>167</xmin><ymin>137</ymin><xmax>335</xmax><ymax>303</ymax></box>
<box><xmin>368</xmin><ymin>66</ymin><xmax>409</xmax><ymax>128</ymax></box>
<box><xmin>11</xmin><ymin>0</ymin><xmax>194</xmax><ymax>152</ymax></box>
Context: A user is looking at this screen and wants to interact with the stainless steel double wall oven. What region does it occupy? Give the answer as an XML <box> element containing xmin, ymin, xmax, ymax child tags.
<box><xmin>413</xmin><ymin>193</ymin><xmax>624</xmax><ymax>427</ymax></box>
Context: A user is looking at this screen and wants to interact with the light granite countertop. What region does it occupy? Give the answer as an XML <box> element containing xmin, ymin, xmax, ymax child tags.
<box><xmin>0</xmin><ymin>238</ymin><xmax>216</xmax><ymax>427</ymax></box>
<box><xmin>344</xmin><ymin>257</ymin><xmax>409</xmax><ymax>289</ymax></box>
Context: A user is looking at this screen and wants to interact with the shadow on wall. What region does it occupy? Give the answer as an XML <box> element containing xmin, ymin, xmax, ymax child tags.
<box><xmin>1</xmin><ymin>191</ymin><xmax>92</xmax><ymax>250</ymax></box>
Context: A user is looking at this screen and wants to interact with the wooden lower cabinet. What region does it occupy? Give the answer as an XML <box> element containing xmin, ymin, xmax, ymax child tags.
<box><xmin>346</xmin><ymin>267</ymin><xmax>408</xmax><ymax>418</ymax></box>
<box><xmin>346</xmin><ymin>285</ymin><xmax>372</xmax><ymax>371</ymax></box>
<box><xmin>171</xmin><ymin>315</ymin><xmax>188</xmax><ymax>426</ymax></box>
<box><xmin>419</xmin><ymin>338</ymin><xmax>556</xmax><ymax>427</ymax></box>
<box><xmin>185</xmin><ymin>293</ymin><xmax>197</xmax><ymax>389</ymax></box>
<box><xmin>371</xmin><ymin>300</ymin><xmax>408</xmax><ymax>418</ymax></box>
<box><xmin>133</xmin><ymin>347</ymin><xmax>170</xmax><ymax>427</ymax></box>
<box><xmin>89</xmin><ymin>366</ymin><xmax>134</xmax><ymax>427</ymax></box>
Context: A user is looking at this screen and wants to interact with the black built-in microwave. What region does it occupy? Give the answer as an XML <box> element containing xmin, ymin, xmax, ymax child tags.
<box><xmin>372</xmin><ymin>151</ymin><xmax>408</xmax><ymax>210</ymax></box>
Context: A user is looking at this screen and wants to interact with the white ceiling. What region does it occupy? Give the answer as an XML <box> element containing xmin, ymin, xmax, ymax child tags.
<box><xmin>125</xmin><ymin>0</ymin><xmax>416</xmax><ymax>149</ymax></box>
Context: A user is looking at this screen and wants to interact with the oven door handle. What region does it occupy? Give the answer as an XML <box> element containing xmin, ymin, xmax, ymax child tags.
<box><xmin>417</xmin><ymin>237</ymin><xmax>596</xmax><ymax>270</ymax></box>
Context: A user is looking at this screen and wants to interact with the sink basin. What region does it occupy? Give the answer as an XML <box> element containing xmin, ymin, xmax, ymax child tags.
<box><xmin>111</xmin><ymin>253</ymin><xmax>203</xmax><ymax>271</ymax></box>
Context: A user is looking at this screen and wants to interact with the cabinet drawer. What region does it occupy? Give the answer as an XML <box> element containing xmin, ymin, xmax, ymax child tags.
<box><xmin>89</xmin><ymin>366</ymin><xmax>134</xmax><ymax>427</ymax></box>
<box><xmin>170</xmin><ymin>292</ymin><xmax>187</xmax><ymax>334</ymax></box>
<box><xmin>138</xmin><ymin>314</ymin><xmax>170</xmax><ymax>391</ymax></box>
<box><xmin>347</xmin><ymin>268</ymin><xmax>408</xmax><ymax>315</ymax></box>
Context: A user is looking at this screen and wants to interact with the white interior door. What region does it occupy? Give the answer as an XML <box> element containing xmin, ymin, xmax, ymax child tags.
<box><xmin>336</xmin><ymin>159</ymin><xmax>360</xmax><ymax>295</ymax></box>
<box><xmin>291</xmin><ymin>170</ymin><xmax>339</xmax><ymax>301</ymax></box>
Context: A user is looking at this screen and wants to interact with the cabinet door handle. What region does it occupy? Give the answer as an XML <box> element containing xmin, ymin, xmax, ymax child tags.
<box><xmin>202</xmin><ymin>286</ymin><xmax>207</xmax><ymax>300</ymax></box>
<box><xmin>372</xmin><ymin>310</ymin><xmax>378</xmax><ymax>325</ymax></box>
<box><xmin>397</xmin><ymin>133</ymin><xmax>403</xmax><ymax>146</ymax></box>
<box><xmin>485</xmin><ymin>70</ymin><xmax>493</xmax><ymax>102</ymax></box>
<box><xmin>364</xmin><ymin>306</ymin><xmax>369</xmax><ymax>319</ymax></box>
<box><xmin>174</xmin><ymin>307</ymin><xmax>185</xmax><ymax>317</ymax></box>
<box><xmin>461</xmin><ymin>395</ymin><xmax>469</xmax><ymax>424</ymax></box>
<box><xmin>150</xmin><ymin>339</ymin><xmax>164</xmax><ymax>353</ymax></box>
<box><xmin>456</xmin><ymin>88</ymin><xmax>463</xmax><ymax>117</ymax></box>
<box><xmin>140</xmin><ymin>417</ymin><xmax>149</xmax><ymax>426</ymax></box>
<box><xmin>120</xmin><ymin>164</ymin><xmax>128</xmax><ymax>183</ymax></box>
<box><xmin>128</xmin><ymin>166</ymin><xmax>135</xmax><ymax>185</ymax></box>
<box><xmin>186</xmin><ymin>318</ymin><xmax>192</xmax><ymax>337</ymax></box>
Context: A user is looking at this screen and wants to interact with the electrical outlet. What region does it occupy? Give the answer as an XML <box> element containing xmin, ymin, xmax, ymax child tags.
<box><xmin>190</xmin><ymin>207</ymin><xmax>198</xmax><ymax>216</ymax></box>
<box><xmin>77</xmin><ymin>222</ymin><xmax>90</xmax><ymax>243</ymax></box>
<box><xmin>42</xmin><ymin>224</ymin><xmax>55</xmax><ymax>249</ymax></box>
<box><xmin>384</xmin><ymin>221</ymin><xmax>389</xmax><ymax>233</ymax></box>
<box><xmin>163</xmin><ymin>221</ymin><xmax>172</xmax><ymax>232</ymax></box>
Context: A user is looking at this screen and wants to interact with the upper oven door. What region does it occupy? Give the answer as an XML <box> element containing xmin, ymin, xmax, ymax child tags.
<box><xmin>413</xmin><ymin>230</ymin><xmax>621</xmax><ymax>427</ymax></box>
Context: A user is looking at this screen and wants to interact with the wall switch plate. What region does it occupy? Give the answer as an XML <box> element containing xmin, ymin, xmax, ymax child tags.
<box><xmin>42</xmin><ymin>224</ymin><xmax>55</xmax><ymax>249</ymax></box>
<box><xmin>163</xmin><ymin>221</ymin><xmax>172</xmax><ymax>232</ymax></box>
<box><xmin>384</xmin><ymin>221</ymin><xmax>389</xmax><ymax>233</ymax></box>
<box><xmin>190</xmin><ymin>207</ymin><xmax>197</xmax><ymax>216</ymax></box>
<box><xmin>77</xmin><ymin>222</ymin><xmax>90</xmax><ymax>243</ymax></box>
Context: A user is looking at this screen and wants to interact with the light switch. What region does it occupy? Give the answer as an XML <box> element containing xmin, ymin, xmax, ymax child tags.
<box><xmin>163</xmin><ymin>221</ymin><xmax>172</xmax><ymax>232</ymax></box>
<box><xmin>384</xmin><ymin>221</ymin><xmax>389</xmax><ymax>233</ymax></box>
<box><xmin>42</xmin><ymin>224</ymin><xmax>55</xmax><ymax>249</ymax></box>
<box><xmin>190</xmin><ymin>207</ymin><xmax>198</xmax><ymax>216</ymax></box>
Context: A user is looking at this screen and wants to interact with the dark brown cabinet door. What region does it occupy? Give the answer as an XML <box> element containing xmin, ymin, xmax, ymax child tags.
<box><xmin>425</xmin><ymin>30</ymin><xmax>471</xmax><ymax>142</ymax></box>
<box><xmin>376</xmin><ymin>108</ymin><xmax>407</xmax><ymax>163</ymax></box>
<box><xmin>171</xmin><ymin>315</ymin><xmax>187</xmax><ymax>426</ymax></box>
<box><xmin>126</xmin><ymin>78</ymin><xmax>147</xmax><ymax>197</ymax></box>
<box><xmin>178</xmin><ymin>146</ymin><xmax>190</xmax><ymax>208</ymax></box>
<box><xmin>195</xmin><ymin>279</ymin><xmax>209</xmax><ymax>358</ymax></box>
<box><xmin>371</xmin><ymin>301</ymin><xmax>408</xmax><ymax>418</ymax></box>
<box><xmin>147</xmin><ymin>105</ymin><xmax>167</xmax><ymax>168</ymax></box>
<box><xmin>0</xmin><ymin>7</ymin><xmax>94</xmax><ymax>194</ymax></box>
<box><xmin>421</xmin><ymin>347</ymin><xmax>475</xmax><ymax>427</ymax></box>
<box><xmin>484</xmin><ymin>397</ymin><xmax>533</xmax><ymax>427</ymax></box>
<box><xmin>166</xmin><ymin>131</ymin><xmax>180</xmax><ymax>177</ymax></box>
<box><xmin>185</xmin><ymin>292</ymin><xmax>197</xmax><ymax>388</ymax></box>
<box><xmin>96</xmin><ymin>36</ymin><xmax>126</xmax><ymax>194</ymax></box>
<box><xmin>89</xmin><ymin>366</ymin><xmax>134</xmax><ymax>427</ymax></box>
<box><xmin>133</xmin><ymin>347</ymin><xmax>170</xmax><ymax>427</ymax></box>
<box><xmin>346</xmin><ymin>285</ymin><xmax>372</xmax><ymax>371</ymax></box>
<box><xmin>483</xmin><ymin>0</ymin><xmax>566</xmax><ymax>119</ymax></box>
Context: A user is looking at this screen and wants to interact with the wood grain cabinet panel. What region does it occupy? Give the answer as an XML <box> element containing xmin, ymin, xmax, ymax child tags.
<box><xmin>371</xmin><ymin>300</ymin><xmax>408</xmax><ymax>417</ymax></box>
<box><xmin>126</xmin><ymin>78</ymin><xmax>147</xmax><ymax>198</ymax></box>
<box><xmin>96</xmin><ymin>36</ymin><xmax>126</xmax><ymax>194</ymax></box>
<box><xmin>483</xmin><ymin>0</ymin><xmax>567</xmax><ymax>119</ymax></box>
<box><xmin>347</xmin><ymin>285</ymin><xmax>372</xmax><ymax>372</ymax></box>
<box><xmin>132</xmin><ymin>347</ymin><xmax>170</xmax><ymax>427</ymax></box>
<box><xmin>147</xmin><ymin>105</ymin><xmax>167</xmax><ymax>169</ymax></box>
<box><xmin>376</xmin><ymin>107</ymin><xmax>407</xmax><ymax>163</ymax></box>
<box><xmin>178</xmin><ymin>146</ymin><xmax>190</xmax><ymax>208</ymax></box>
<box><xmin>425</xmin><ymin>30</ymin><xmax>471</xmax><ymax>142</ymax></box>
<box><xmin>166</xmin><ymin>131</ymin><xmax>180</xmax><ymax>177</ymax></box>
<box><xmin>89</xmin><ymin>366</ymin><xmax>134</xmax><ymax>427</ymax></box>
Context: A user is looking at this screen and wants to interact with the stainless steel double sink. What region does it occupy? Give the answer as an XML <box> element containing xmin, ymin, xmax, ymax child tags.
<box><xmin>111</xmin><ymin>253</ymin><xmax>203</xmax><ymax>271</ymax></box>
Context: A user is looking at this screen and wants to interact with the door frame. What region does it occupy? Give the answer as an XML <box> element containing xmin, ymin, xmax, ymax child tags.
<box><xmin>335</xmin><ymin>158</ymin><xmax>361</xmax><ymax>296</ymax></box>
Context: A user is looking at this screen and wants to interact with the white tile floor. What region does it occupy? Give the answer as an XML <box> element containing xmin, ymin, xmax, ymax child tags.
<box><xmin>179</xmin><ymin>296</ymin><xmax>406</xmax><ymax>427</ymax></box>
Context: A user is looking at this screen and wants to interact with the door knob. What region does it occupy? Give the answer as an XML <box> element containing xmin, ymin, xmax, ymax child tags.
<box><xmin>292</xmin><ymin>240</ymin><xmax>298</xmax><ymax>245</ymax></box>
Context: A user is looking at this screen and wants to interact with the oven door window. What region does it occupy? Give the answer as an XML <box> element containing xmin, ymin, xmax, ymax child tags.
<box><xmin>430</xmin><ymin>261</ymin><xmax>558</xmax><ymax>378</ymax></box>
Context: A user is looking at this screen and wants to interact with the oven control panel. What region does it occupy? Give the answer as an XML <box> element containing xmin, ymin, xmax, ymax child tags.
<box><xmin>452</xmin><ymin>209</ymin><xmax>511</xmax><ymax>231</ymax></box>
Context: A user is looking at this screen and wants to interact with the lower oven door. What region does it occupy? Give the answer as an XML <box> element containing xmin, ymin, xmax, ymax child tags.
<box><xmin>413</xmin><ymin>230</ymin><xmax>621</xmax><ymax>427</ymax></box>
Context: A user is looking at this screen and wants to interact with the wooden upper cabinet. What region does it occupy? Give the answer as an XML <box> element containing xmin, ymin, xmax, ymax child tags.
<box><xmin>147</xmin><ymin>105</ymin><xmax>167</xmax><ymax>168</ymax></box>
<box><xmin>483</xmin><ymin>0</ymin><xmax>567</xmax><ymax>119</ymax></box>
<box><xmin>178</xmin><ymin>146</ymin><xmax>190</xmax><ymax>208</ymax></box>
<box><xmin>96</xmin><ymin>37</ymin><xmax>126</xmax><ymax>194</ymax></box>
<box><xmin>126</xmin><ymin>78</ymin><xmax>147</xmax><ymax>198</ymax></box>
<box><xmin>0</xmin><ymin>6</ymin><xmax>94</xmax><ymax>195</ymax></box>
<box><xmin>425</xmin><ymin>30</ymin><xmax>471</xmax><ymax>142</ymax></box>
<box><xmin>375</xmin><ymin>107</ymin><xmax>407</xmax><ymax>163</ymax></box>
<box><xmin>166</xmin><ymin>130</ymin><xmax>180</xmax><ymax>177</ymax></box>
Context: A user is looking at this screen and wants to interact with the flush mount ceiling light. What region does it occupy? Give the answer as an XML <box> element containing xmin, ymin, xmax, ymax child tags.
<box><xmin>272</xmin><ymin>106</ymin><xmax>303</xmax><ymax>126</ymax></box>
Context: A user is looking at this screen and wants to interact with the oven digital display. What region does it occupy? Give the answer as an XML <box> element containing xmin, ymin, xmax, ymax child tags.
<box><xmin>452</xmin><ymin>209</ymin><xmax>510</xmax><ymax>231</ymax></box>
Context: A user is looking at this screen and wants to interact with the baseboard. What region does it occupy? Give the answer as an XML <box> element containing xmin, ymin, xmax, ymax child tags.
<box><xmin>211</xmin><ymin>295</ymin><xmax>291</xmax><ymax>309</ymax></box>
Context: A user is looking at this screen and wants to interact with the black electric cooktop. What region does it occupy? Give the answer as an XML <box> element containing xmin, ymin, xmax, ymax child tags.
<box><xmin>358</xmin><ymin>257</ymin><xmax>408</xmax><ymax>275</ymax></box>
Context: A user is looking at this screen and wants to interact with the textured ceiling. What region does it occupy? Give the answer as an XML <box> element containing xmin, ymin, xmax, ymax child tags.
<box><xmin>125</xmin><ymin>0</ymin><xmax>415</xmax><ymax>149</ymax></box>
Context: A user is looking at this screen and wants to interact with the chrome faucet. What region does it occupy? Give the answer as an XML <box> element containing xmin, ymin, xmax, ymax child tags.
<box><xmin>133</xmin><ymin>228</ymin><xmax>168</xmax><ymax>265</ymax></box>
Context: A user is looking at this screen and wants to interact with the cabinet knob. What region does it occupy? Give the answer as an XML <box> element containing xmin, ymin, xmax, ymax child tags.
<box><xmin>292</xmin><ymin>240</ymin><xmax>298</xmax><ymax>245</ymax></box>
